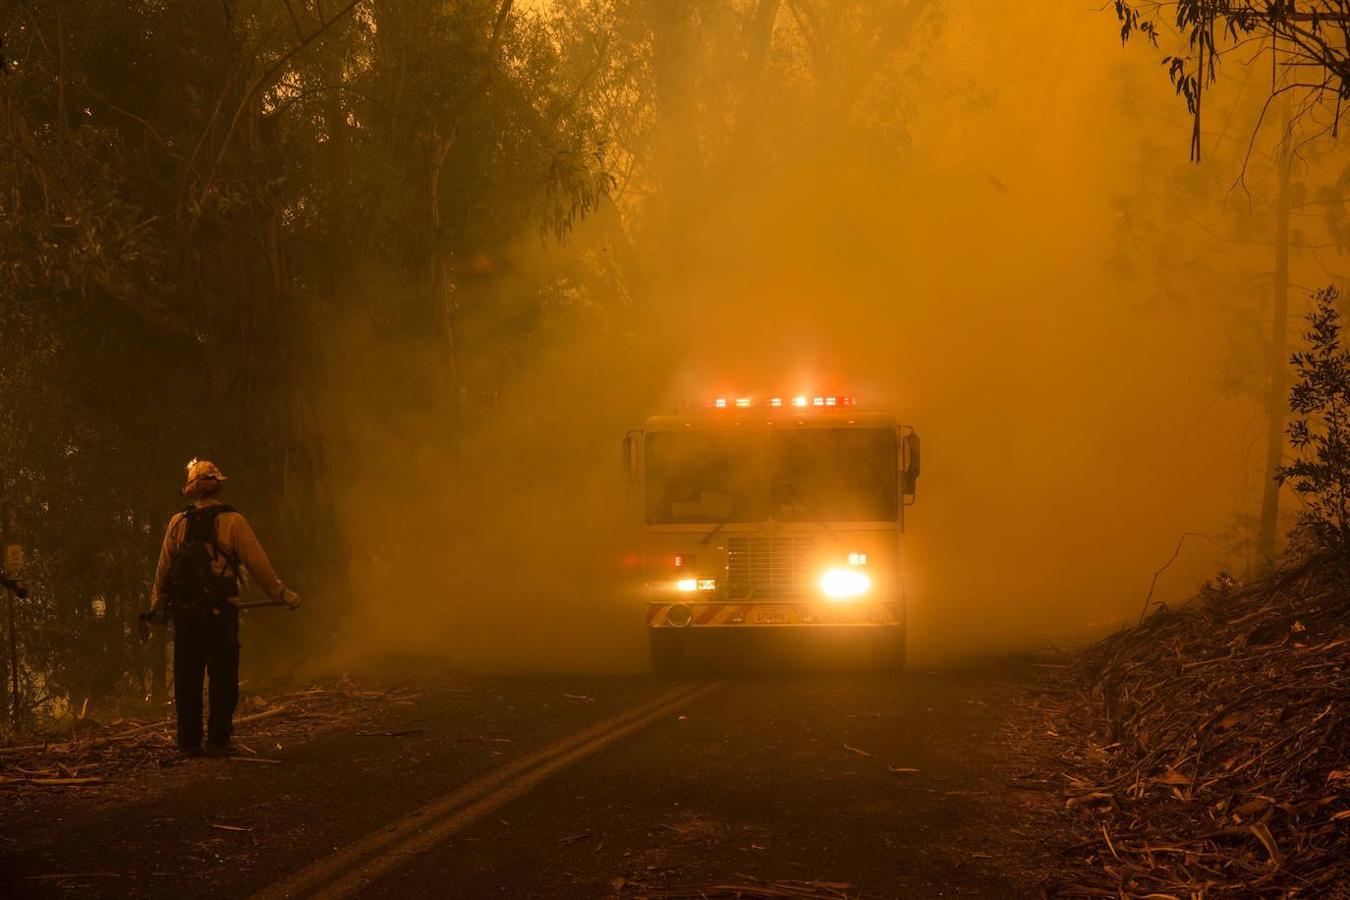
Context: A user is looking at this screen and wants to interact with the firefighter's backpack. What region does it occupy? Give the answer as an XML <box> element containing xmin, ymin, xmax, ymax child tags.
<box><xmin>164</xmin><ymin>506</ymin><xmax>239</xmax><ymax>614</ymax></box>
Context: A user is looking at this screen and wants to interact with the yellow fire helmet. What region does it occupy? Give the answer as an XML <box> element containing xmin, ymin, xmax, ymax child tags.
<box><xmin>183</xmin><ymin>458</ymin><xmax>228</xmax><ymax>496</ymax></box>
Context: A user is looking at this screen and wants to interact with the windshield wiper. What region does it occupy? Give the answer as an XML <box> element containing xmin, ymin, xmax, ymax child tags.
<box><xmin>783</xmin><ymin>510</ymin><xmax>838</xmax><ymax>542</ymax></box>
<box><xmin>805</xmin><ymin>519</ymin><xmax>837</xmax><ymax>541</ymax></box>
<box><xmin>774</xmin><ymin>491</ymin><xmax>837</xmax><ymax>539</ymax></box>
<box><xmin>698</xmin><ymin>509</ymin><xmax>738</xmax><ymax>547</ymax></box>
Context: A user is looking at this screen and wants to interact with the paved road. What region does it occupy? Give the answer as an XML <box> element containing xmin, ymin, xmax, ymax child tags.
<box><xmin>1</xmin><ymin>667</ymin><xmax>1049</xmax><ymax>899</ymax></box>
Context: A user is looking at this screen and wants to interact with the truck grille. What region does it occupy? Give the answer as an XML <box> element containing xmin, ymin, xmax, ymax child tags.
<box><xmin>726</xmin><ymin>536</ymin><xmax>815</xmax><ymax>599</ymax></box>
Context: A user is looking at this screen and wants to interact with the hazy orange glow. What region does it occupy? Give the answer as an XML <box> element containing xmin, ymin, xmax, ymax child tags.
<box><xmin>317</xmin><ymin>3</ymin><xmax>1346</xmax><ymax>673</ymax></box>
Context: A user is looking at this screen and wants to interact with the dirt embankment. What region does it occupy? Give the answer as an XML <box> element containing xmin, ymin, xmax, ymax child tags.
<box><xmin>1038</xmin><ymin>559</ymin><xmax>1350</xmax><ymax>897</ymax></box>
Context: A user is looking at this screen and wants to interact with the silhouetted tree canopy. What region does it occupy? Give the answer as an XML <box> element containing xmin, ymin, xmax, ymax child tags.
<box><xmin>1114</xmin><ymin>1</ymin><xmax>1350</xmax><ymax>159</ymax></box>
<box><xmin>0</xmin><ymin>0</ymin><xmax>938</xmax><ymax>729</ymax></box>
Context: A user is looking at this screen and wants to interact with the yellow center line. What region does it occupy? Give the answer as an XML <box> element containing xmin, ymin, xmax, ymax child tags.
<box><xmin>253</xmin><ymin>681</ymin><xmax>720</xmax><ymax>900</ymax></box>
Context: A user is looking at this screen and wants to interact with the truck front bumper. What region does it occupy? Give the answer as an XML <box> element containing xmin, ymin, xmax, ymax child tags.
<box><xmin>646</xmin><ymin>600</ymin><xmax>902</xmax><ymax>629</ymax></box>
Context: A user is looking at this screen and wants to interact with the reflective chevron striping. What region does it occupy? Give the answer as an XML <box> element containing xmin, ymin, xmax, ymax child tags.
<box><xmin>646</xmin><ymin>601</ymin><xmax>902</xmax><ymax>628</ymax></box>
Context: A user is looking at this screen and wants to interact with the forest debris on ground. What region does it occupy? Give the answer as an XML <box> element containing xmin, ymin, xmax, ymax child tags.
<box><xmin>1042</xmin><ymin>557</ymin><xmax>1350</xmax><ymax>897</ymax></box>
<box><xmin>619</xmin><ymin>878</ymin><xmax>867</xmax><ymax>899</ymax></box>
<box><xmin>0</xmin><ymin>679</ymin><xmax>421</xmax><ymax>793</ymax></box>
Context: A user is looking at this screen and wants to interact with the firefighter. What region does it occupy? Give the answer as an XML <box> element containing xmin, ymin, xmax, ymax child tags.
<box><xmin>150</xmin><ymin>460</ymin><xmax>300</xmax><ymax>756</ymax></box>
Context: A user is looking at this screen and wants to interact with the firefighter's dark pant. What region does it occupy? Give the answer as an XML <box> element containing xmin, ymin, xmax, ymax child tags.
<box><xmin>172</xmin><ymin>604</ymin><xmax>240</xmax><ymax>750</ymax></box>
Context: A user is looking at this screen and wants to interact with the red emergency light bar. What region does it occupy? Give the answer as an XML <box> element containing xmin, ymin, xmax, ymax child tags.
<box><xmin>706</xmin><ymin>395</ymin><xmax>855</xmax><ymax>409</ymax></box>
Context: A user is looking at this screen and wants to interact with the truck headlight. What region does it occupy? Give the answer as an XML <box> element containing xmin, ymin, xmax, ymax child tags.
<box><xmin>676</xmin><ymin>578</ymin><xmax>717</xmax><ymax>593</ymax></box>
<box><xmin>820</xmin><ymin>567</ymin><xmax>870</xmax><ymax>600</ymax></box>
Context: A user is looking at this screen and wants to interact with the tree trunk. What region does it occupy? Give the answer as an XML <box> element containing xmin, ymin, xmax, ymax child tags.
<box><xmin>2</xmin><ymin>501</ymin><xmax>20</xmax><ymax>732</ymax></box>
<box><xmin>1257</xmin><ymin>106</ymin><xmax>1293</xmax><ymax>569</ymax></box>
<box><xmin>648</xmin><ymin>0</ymin><xmax>701</xmax><ymax>279</ymax></box>
<box><xmin>151</xmin><ymin>622</ymin><xmax>169</xmax><ymax>704</ymax></box>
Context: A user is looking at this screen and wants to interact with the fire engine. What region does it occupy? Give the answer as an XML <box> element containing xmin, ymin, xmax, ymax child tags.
<box><xmin>624</xmin><ymin>394</ymin><xmax>920</xmax><ymax>671</ymax></box>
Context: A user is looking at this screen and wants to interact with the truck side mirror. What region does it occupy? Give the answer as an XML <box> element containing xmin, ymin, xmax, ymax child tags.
<box><xmin>0</xmin><ymin>544</ymin><xmax>27</xmax><ymax>599</ymax></box>
<box><xmin>3</xmin><ymin>543</ymin><xmax>23</xmax><ymax>576</ymax></box>
<box><xmin>901</xmin><ymin>432</ymin><xmax>921</xmax><ymax>497</ymax></box>
<box><xmin>623</xmin><ymin>430</ymin><xmax>641</xmax><ymax>491</ymax></box>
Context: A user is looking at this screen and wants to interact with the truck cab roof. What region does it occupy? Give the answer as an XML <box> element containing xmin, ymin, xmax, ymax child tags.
<box><xmin>643</xmin><ymin>411</ymin><xmax>899</xmax><ymax>432</ymax></box>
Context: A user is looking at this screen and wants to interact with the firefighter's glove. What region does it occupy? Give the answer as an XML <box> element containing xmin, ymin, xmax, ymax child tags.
<box><xmin>282</xmin><ymin>588</ymin><xmax>301</xmax><ymax>610</ymax></box>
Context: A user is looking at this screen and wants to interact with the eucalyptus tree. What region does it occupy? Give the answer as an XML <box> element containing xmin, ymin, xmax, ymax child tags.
<box><xmin>1109</xmin><ymin>3</ymin><xmax>1350</xmax><ymax>567</ymax></box>
<box><xmin>1114</xmin><ymin>1</ymin><xmax>1349</xmax><ymax>160</ymax></box>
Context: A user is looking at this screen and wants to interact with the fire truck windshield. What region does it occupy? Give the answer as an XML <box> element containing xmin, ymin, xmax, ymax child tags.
<box><xmin>645</xmin><ymin>428</ymin><xmax>897</xmax><ymax>524</ymax></box>
<box><xmin>772</xmin><ymin>428</ymin><xmax>898</xmax><ymax>522</ymax></box>
<box><xmin>644</xmin><ymin>432</ymin><xmax>771</xmax><ymax>524</ymax></box>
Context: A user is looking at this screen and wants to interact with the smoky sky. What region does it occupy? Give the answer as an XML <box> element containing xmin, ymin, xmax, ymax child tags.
<box><xmin>313</xmin><ymin>3</ymin><xmax>1346</xmax><ymax>674</ymax></box>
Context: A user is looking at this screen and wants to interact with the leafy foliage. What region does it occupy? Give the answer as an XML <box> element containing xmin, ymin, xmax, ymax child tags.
<box><xmin>1113</xmin><ymin>2</ymin><xmax>1350</xmax><ymax>160</ymax></box>
<box><xmin>1278</xmin><ymin>287</ymin><xmax>1350</xmax><ymax>554</ymax></box>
